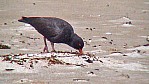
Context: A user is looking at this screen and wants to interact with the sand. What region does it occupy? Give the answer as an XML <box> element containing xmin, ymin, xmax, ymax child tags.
<box><xmin>0</xmin><ymin>0</ymin><xmax>149</xmax><ymax>84</ymax></box>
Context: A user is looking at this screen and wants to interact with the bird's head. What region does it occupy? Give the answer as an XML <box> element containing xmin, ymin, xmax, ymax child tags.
<box><xmin>69</xmin><ymin>34</ymin><xmax>84</xmax><ymax>54</ymax></box>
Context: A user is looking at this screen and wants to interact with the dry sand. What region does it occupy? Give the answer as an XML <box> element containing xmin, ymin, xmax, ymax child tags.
<box><xmin>0</xmin><ymin>0</ymin><xmax>149</xmax><ymax>84</ymax></box>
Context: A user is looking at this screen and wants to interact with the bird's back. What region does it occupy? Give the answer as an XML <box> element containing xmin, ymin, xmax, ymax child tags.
<box><xmin>19</xmin><ymin>16</ymin><xmax>74</xmax><ymax>43</ymax></box>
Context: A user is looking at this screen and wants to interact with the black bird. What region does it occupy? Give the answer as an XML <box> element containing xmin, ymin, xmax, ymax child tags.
<box><xmin>18</xmin><ymin>16</ymin><xmax>84</xmax><ymax>54</ymax></box>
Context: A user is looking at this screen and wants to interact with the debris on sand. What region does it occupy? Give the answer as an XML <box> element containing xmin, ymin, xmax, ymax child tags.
<box><xmin>0</xmin><ymin>43</ymin><xmax>11</xmax><ymax>49</ymax></box>
<box><xmin>15</xmin><ymin>79</ymin><xmax>33</xmax><ymax>84</ymax></box>
<box><xmin>0</xmin><ymin>49</ymin><xmax>148</xmax><ymax>73</ymax></box>
<box><xmin>73</xmin><ymin>78</ymin><xmax>90</xmax><ymax>82</ymax></box>
<box><xmin>109</xmin><ymin>17</ymin><xmax>134</xmax><ymax>27</ymax></box>
<box><xmin>5</xmin><ymin>68</ymin><xmax>15</xmax><ymax>71</ymax></box>
<box><xmin>87</xmin><ymin>71</ymin><xmax>96</xmax><ymax>76</ymax></box>
<box><xmin>120</xmin><ymin>73</ymin><xmax>130</xmax><ymax>78</ymax></box>
<box><xmin>0</xmin><ymin>52</ymin><xmax>99</xmax><ymax>72</ymax></box>
<box><xmin>48</xmin><ymin>57</ymin><xmax>65</xmax><ymax>65</ymax></box>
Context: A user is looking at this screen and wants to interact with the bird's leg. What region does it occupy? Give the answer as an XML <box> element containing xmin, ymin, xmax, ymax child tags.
<box><xmin>50</xmin><ymin>42</ymin><xmax>56</xmax><ymax>52</ymax></box>
<box><xmin>43</xmin><ymin>37</ymin><xmax>49</xmax><ymax>53</ymax></box>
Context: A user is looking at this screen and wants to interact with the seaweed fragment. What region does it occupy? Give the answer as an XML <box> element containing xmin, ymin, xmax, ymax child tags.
<box><xmin>0</xmin><ymin>44</ymin><xmax>11</xmax><ymax>49</ymax></box>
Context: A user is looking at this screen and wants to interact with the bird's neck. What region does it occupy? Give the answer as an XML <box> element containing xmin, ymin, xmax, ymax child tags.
<box><xmin>66</xmin><ymin>33</ymin><xmax>77</xmax><ymax>48</ymax></box>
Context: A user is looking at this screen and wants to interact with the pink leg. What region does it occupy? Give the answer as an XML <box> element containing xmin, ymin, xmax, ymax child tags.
<box><xmin>43</xmin><ymin>37</ymin><xmax>49</xmax><ymax>53</ymax></box>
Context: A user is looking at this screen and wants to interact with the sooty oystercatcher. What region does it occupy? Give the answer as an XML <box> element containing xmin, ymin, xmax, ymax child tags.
<box><xmin>18</xmin><ymin>16</ymin><xmax>84</xmax><ymax>54</ymax></box>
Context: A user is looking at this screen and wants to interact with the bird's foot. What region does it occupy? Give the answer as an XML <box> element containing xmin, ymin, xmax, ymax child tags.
<box><xmin>51</xmin><ymin>50</ymin><xmax>56</xmax><ymax>52</ymax></box>
<box><xmin>43</xmin><ymin>46</ymin><xmax>49</xmax><ymax>53</ymax></box>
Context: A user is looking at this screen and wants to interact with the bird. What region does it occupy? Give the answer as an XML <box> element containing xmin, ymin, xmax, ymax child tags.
<box><xmin>18</xmin><ymin>16</ymin><xmax>84</xmax><ymax>54</ymax></box>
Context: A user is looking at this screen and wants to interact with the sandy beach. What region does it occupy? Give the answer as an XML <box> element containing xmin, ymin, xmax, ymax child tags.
<box><xmin>0</xmin><ymin>0</ymin><xmax>149</xmax><ymax>84</ymax></box>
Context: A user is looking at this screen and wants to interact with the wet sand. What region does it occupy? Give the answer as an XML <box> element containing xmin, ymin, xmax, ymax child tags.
<box><xmin>0</xmin><ymin>0</ymin><xmax>149</xmax><ymax>84</ymax></box>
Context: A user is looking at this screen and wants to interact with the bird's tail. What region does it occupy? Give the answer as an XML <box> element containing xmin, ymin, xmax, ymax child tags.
<box><xmin>18</xmin><ymin>16</ymin><xmax>29</xmax><ymax>23</ymax></box>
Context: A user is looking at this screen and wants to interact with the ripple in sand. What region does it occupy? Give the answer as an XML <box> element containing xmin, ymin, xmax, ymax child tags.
<box><xmin>109</xmin><ymin>17</ymin><xmax>132</xmax><ymax>23</ymax></box>
<box><xmin>144</xmin><ymin>2</ymin><xmax>149</xmax><ymax>5</ymax></box>
<box><xmin>127</xmin><ymin>46</ymin><xmax>149</xmax><ymax>51</ymax></box>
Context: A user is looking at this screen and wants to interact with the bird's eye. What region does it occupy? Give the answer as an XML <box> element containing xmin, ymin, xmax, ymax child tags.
<box><xmin>78</xmin><ymin>43</ymin><xmax>81</xmax><ymax>46</ymax></box>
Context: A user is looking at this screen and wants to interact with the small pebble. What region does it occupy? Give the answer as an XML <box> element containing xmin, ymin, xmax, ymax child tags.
<box><xmin>123</xmin><ymin>54</ymin><xmax>127</xmax><ymax>56</ymax></box>
<box><xmin>90</xmin><ymin>28</ymin><xmax>93</xmax><ymax>31</ymax></box>
<box><xmin>85</xmin><ymin>59</ymin><xmax>93</xmax><ymax>63</ymax></box>
<box><xmin>94</xmin><ymin>69</ymin><xmax>99</xmax><ymax>71</ymax></box>
<box><xmin>4</xmin><ymin>23</ymin><xmax>7</xmax><ymax>25</ymax></box>
<box><xmin>102</xmin><ymin>37</ymin><xmax>108</xmax><ymax>39</ymax></box>
<box><xmin>92</xmin><ymin>45</ymin><xmax>97</xmax><ymax>47</ymax></box>
<box><xmin>143</xmin><ymin>44</ymin><xmax>149</xmax><ymax>46</ymax></box>
<box><xmin>87</xmin><ymin>71</ymin><xmax>94</xmax><ymax>74</ymax></box>
<box><xmin>89</xmin><ymin>39</ymin><xmax>92</xmax><ymax>42</ymax></box>
<box><xmin>86</xmin><ymin>28</ymin><xmax>89</xmax><ymax>29</ymax></box>
<box><xmin>106</xmin><ymin>4</ymin><xmax>109</xmax><ymax>7</ymax></box>
<box><xmin>73</xmin><ymin>78</ymin><xmax>89</xmax><ymax>82</ymax></box>
<box><xmin>20</xmin><ymin>33</ymin><xmax>23</xmax><ymax>36</ymax></box>
<box><xmin>19</xmin><ymin>41</ymin><xmax>25</xmax><ymax>43</ymax></box>
<box><xmin>30</xmin><ymin>61</ymin><xmax>34</xmax><ymax>69</ymax></box>
<box><xmin>1</xmin><ymin>40</ymin><xmax>4</xmax><ymax>42</ymax></box>
<box><xmin>99</xmin><ymin>60</ymin><xmax>103</xmax><ymax>63</ymax></box>
<box><xmin>126</xmin><ymin>21</ymin><xmax>132</xmax><ymax>24</ymax></box>
<box><xmin>33</xmin><ymin>3</ymin><xmax>36</xmax><ymax>5</ymax></box>
<box><xmin>109</xmin><ymin>42</ymin><xmax>112</xmax><ymax>44</ymax></box>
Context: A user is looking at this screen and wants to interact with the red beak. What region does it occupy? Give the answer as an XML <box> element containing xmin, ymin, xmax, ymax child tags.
<box><xmin>79</xmin><ymin>49</ymin><xmax>83</xmax><ymax>55</ymax></box>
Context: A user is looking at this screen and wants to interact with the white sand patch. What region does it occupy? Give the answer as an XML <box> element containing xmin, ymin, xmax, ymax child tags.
<box><xmin>92</xmin><ymin>36</ymin><xmax>101</xmax><ymax>38</ymax></box>
<box><xmin>139</xmin><ymin>36</ymin><xmax>148</xmax><ymax>38</ymax></box>
<box><xmin>57</xmin><ymin>56</ymin><xmax>89</xmax><ymax>65</ymax></box>
<box><xmin>0</xmin><ymin>51</ymin><xmax>148</xmax><ymax>74</ymax></box>
<box><xmin>24</xmin><ymin>24</ymin><xmax>31</xmax><ymax>27</ymax></box>
<box><xmin>124</xmin><ymin>52</ymin><xmax>143</xmax><ymax>58</ymax></box>
<box><xmin>107</xmin><ymin>51</ymin><xmax>147</xmax><ymax>58</ymax></box>
<box><xmin>90</xmin><ymin>49</ymin><xmax>106</xmax><ymax>53</ymax></box>
<box><xmin>12</xmin><ymin>39</ymin><xmax>19</xmax><ymax>43</ymax></box>
<box><xmin>2</xmin><ymin>44</ymin><xmax>11</xmax><ymax>47</ymax></box>
<box><xmin>87</xmin><ymin>71</ymin><xmax>97</xmax><ymax>76</ymax></box>
<box><xmin>127</xmin><ymin>46</ymin><xmax>149</xmax><ymax>51</ymax></box>
<box><xmin>121</xmin><ymin>23</ymin><xmax>134</xmax><ymax>27</ymax></box>
<box><xmin>106</xmin><ymin>52</ymin><xmax>123</xmax><ymax>56</ymax></box>
<box><xmin>114</xmin><ymin>63</ymin><xmax>147</xmax><ymax>71</ymax></box>
<box><xmin>0</xmin><ymin>10</ymin><xmax>6</xmax><ymax>11</ymax></box>
<box><xmin>0</xmin><ymin>61</ymin><xmax>37</xmax><ymax>73</ymax></box>
<box><xmin>109</xmin><ymin>17</ymin><xmax>132</xmax><ymax>23</ymax></box>
<box><xmin>18</xmin><ymin>24</ymin><xmax>35</xmax><ymax>31</ymax></box>
<box><xmin>14</xmin><ymin>78</ymin><xmax>33</xmax><ymax>84</ymax></box>
<box><xmin>144</xmin><ymin>2</ymin><xmax>149</xmax><ymax>5</ymax></box>
<box><xmin>19</xmin><ymin>48</ymin><xmax>30</xmax><ymax>51</ymax></box>
<box><xmin>99</xmin><ymin>58</ymin><xmax>148</xmax><ymax>71</ymax></box>
<box><xmin>93</xmin><ymin>39</ymin><xmax>107</xmax><ymax>42</ymax></box>
<box><xmin>73</xmin><ymin>78</ymin><xmax>89</xmax><ymax>82</ymax></box>
<box><xmin>53</xmin><ymin>72</ymin><xmax>75</xmax><ymax>75</ymax></box>
<box><xmin>105</xmin><ymin>32</ymin><xmax>112</xmax><ymax>35</ymax></box>
<box><xmin>142</xmin><ymin>10</ymin><xmax>149</xmax><ymax>13</ymax></box>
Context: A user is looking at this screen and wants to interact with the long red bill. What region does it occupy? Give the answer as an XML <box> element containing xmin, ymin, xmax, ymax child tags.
<box><xmin>79</xmin><ymin>49</ymin><xmax>83</xmax><ymax>55</ymax></box>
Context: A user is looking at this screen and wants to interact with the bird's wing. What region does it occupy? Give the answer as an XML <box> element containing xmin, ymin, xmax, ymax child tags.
<box><xmin>30</xmin><ymin>18</ymin><xmax>62</xmax><ymax>38</ymax></box>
